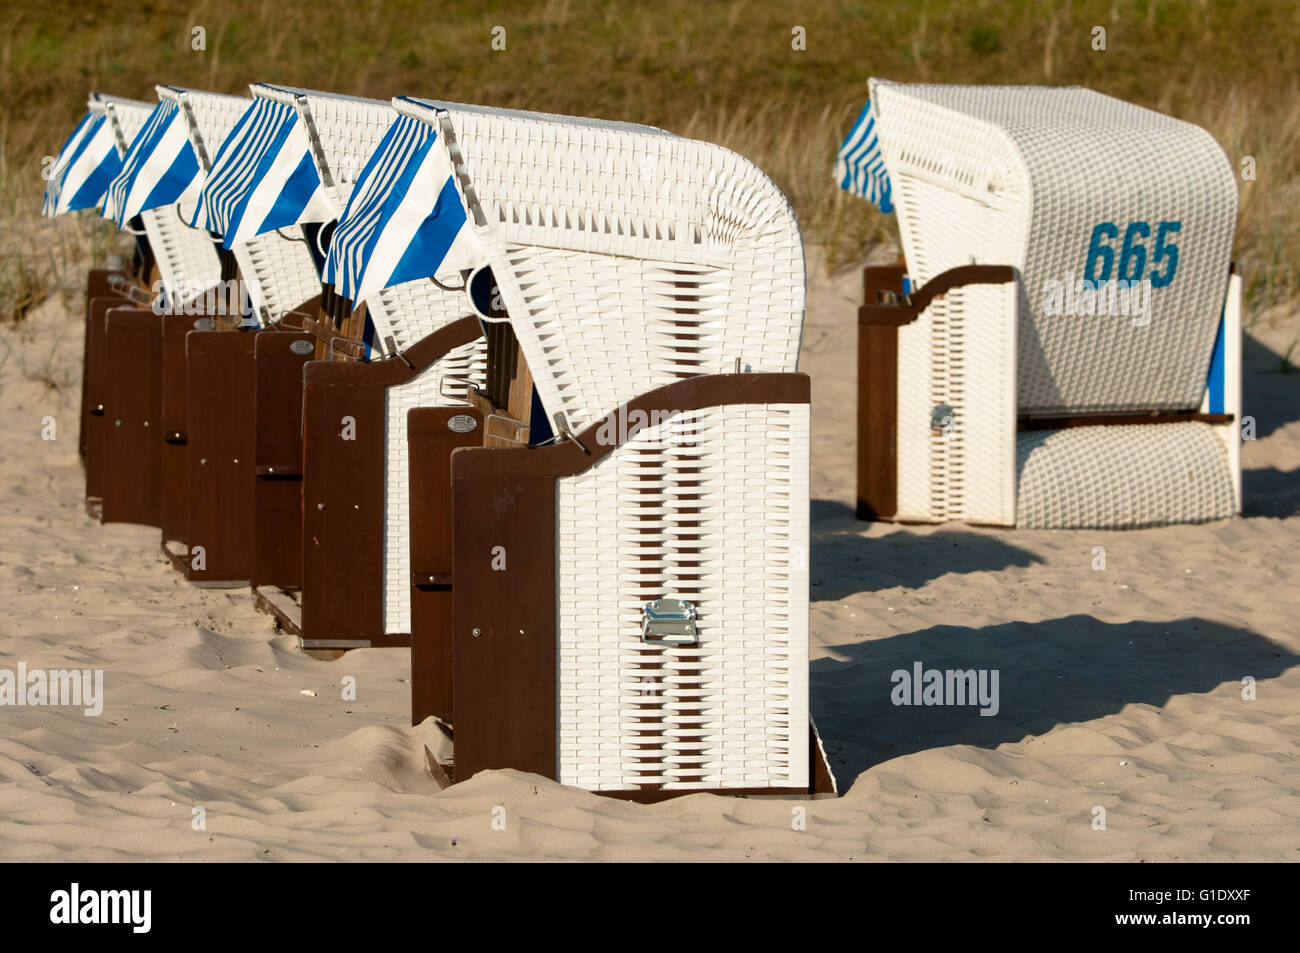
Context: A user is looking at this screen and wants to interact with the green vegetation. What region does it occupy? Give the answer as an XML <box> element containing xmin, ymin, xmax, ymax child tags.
<box><xmin>3</xmin><ymin>0</ymin><xmax>1297</xmax><ymax>320</ymax></box>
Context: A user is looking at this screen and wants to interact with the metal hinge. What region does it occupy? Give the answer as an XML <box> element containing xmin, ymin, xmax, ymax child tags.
<box><xmin>641</xmin><ymin>598</ymin><xmax>698</xmax><ymax>646</ymax></box>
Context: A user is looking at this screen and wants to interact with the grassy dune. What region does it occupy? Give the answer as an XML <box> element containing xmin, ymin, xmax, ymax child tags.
<box><xmin>3</xmin><ymin>0</ymin><xmax>1297</xmax><ymax>321</ymax></box>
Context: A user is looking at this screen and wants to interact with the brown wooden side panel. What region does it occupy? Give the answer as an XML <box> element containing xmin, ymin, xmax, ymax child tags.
<box><xmin>451</xmin><ymin>463</ymin><xmax>557</xmax><ymax>782</ymax></box>
<box><xmin>160</xmin><ymin>315</ymin><xmax>194</xmax><ymax>543</ymax></box>
<box><xmin>857</xmin><ymin>265</ymin><xmax>907</xmax><ymax>521</ymax></box>
<box><xmin>443</xmin><ymin>375</ymin><xmax>811</xmax><ymax>788</ymax></box>
<box><xmin>81</xmin><ymin>270</ymin><xmax>126</xmax><ymax>463</ymax></box>
<box><xmin>408</xmin><ymin>407</ymin><xmax>484</xmax><ymax>726</ymax></box>
<box><xmin>252</xmin><ymin>478</ymin><xmax>304</xmax><ymax>590</ymax></box>
<box><xmin>185</xmin><ymin>330</ymin><xmax>259</xmax><ymax>583</ymax></box>
<box><xmin>84</xmin><ymin>297</ymin><xmax>125</xmax><ymax>504</ymax></box>
<box><xmin>100</xmin><ymin>310</ymin><xmax>163</xmax><ymax>526</ymax></box>
<box><xmin>251</xmin><ymin>332</ymin><xmax>314</xmax><ymax>589</ymax></box>
<box><xmin>300</xmin><ymin>374</ymin><xmax>386</xmax><ymax>639</ymax></box>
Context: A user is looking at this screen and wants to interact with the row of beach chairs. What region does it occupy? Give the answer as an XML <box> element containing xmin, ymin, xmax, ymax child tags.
<box><xmin>45</xmin><ymin>79</ymin><xmax>1241</xmax><ymax>799</ymax></box>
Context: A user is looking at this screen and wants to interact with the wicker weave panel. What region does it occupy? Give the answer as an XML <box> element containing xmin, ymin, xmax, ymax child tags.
<box><xmin>872</xmin><ymin>81</ymin><xmax>1237</xmax><ymax>414</ymax></box>
<box><xmin>403</xmin><ymin>100</ymin><xmax>806</xmax><ymax>432</ymax></box>
<box><xmin>162</xmin><ymin>87</ymin><xmax>323</xmax><ymax>323</ymax></box>
<box><xmin>139</xmin><ymin>205</ymin><xmax>222</xmax><ymax>302</ymax></box>
<box><xmin>235</xmin><ymin>231</ymin><xmax>321</xmax><ymax>319</ymax></box>
<box><xmin>381</xmin><ymin>337</ymin><xmax>488</xmax><ymax>634</ymax></box>
<box><xmin>556</xmin><ymin>403</ymin><xmax>809</xmax><ymax>792</ymax></box>
<box><xmin>368</xmin><ymin>277</ymin><xmax>475</xmax><ymax>352</ymax></box>
<box><xmin>894</xmin><ymin>174</ymin><xmax>1019</xmax><ymax>524</ymax></box>
<box><xmin>1015</xmin><ymin>422</ymin><xmax>1234</xmax><ymax>528</ymax></box>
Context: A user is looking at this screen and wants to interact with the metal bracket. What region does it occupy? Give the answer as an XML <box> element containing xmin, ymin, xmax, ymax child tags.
<box><xmin>552</xmin><ymin>412</ymin><xmax>590</xmax><ymax>454</ymax></box>
<box><xmin>296</xmin><ymin>95</ymin><xmax>334</xmax><ymax>189</ymax></box>
<box><xmin>485</xmin><ymin>413</ymin><xmax>530</xmax><ymax>446</ymax></box>
<box><xmin>931</xmin><ymin>403</ymin><xmax>954</xmax><ymax>433</ymax></box>
<box><xmin>175</xmin><ymin>91</ymin><xmax>212</xmax><ymax>171</ymax></box>
<box><xmin>107</xmin><ymin>273</ymin><xmax>154</xmax><ymax>307</ymax></box>
<box><xmin>435</xmin><ymin>109</ymin><xmax>487</xmax><ymax>228</ymax></box>
<box><xmin>385</xmin><ymin>335</ymin><xmax>415</xmax><ymax>370</ymax></box>
<box><xmin>641</xmin><ymin>598</ymin><xmax>698</xmax><ymax>646</ymax></box>
<box><xmin>102</xmin><ymin>101</ymin><xmax>130</xmax><ymax>156</ymax></box>
<box><xmin>275</xmin><ymin>309</ymin><xmax>310</xmax><ymax>333</ymax></box>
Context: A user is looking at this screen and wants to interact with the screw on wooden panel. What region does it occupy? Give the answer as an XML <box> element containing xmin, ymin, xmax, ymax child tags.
<box><xmin>200</xmin><ymin>458</ymin><xmax>208</xmax><ymax>465</ymax></box>
<box><xmin>472</xmin><ymin>627</ymin><xmax>482</xmax><ymax>638</ymax></box>
<box><xmin>317</xmin><ymin>503</ymin><xmax>325</xmax><ymax>510</ymax></box>
<box><xmin>114</xmin><ymin>420</ymin><xmax>122</xmax><ymax>427</ymax></box>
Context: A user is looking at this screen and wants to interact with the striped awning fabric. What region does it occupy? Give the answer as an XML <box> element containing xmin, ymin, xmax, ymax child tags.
<box><xmin>323</xmin><ymin>113</ymin><xmax>483</xmax><ymax>305</ymax></box>
<box><xmin>192</xmin><ymin>98</ymin><xmax>332</xmax><ymax>247</ymax></box>
<box><xmin>43</xmin><ymin>112</ymin><xmax>124</xmax><ymax>217</ymax></box>
<box><xmin>835</xmin><ymin>100</ymin><xmax>894</xmax><ymax>213</ymax></box>
<box><xmin>102</xmin><ymin>100</ymin><xmax>203</xmax><ymax>227</ymax></box>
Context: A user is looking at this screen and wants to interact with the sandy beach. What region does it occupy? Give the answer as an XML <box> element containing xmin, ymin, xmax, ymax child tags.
<box><xmin>1</xmin><ymin>247</ymin><xmax>1297</xmax><ymax>862</ymax></box>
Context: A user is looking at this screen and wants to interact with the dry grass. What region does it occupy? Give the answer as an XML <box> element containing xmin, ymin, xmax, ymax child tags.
<box><xmin>2</xmin><ymin>0</ymin><xmax>1298</xmax><ymax>321</ymax></box>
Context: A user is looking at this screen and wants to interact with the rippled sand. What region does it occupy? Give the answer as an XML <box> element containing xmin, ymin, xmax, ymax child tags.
<box><xmin>1</xmin><ymin>255</ymin><xmax>1297</xmax><ymax>861</ymax></box>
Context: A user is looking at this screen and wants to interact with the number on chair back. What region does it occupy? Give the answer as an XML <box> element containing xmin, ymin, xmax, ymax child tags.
<box><xmin>1084</xmin><ymin>220</ymin><xmax>1181</xmax><ymax>288</ymax></box>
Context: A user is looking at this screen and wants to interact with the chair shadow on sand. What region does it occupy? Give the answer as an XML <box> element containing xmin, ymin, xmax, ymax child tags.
<box><xmin>809</xmin><ymin>499</ymin><xmax>1043</xmax><ymax>599</ymax></box>
<box><xmin>811</xmin><ymin>615</ymin><xmax>1300</xmax><ymax>786</ymax></box>
<box><xmin>1241</xmin><ymin>329</ymin><xmax>1300</xmax><ymax>518</ymax></box>
<box><xmin>1243</xmin><ymin>329</ymin><xmax>1300</xmax><ymax>441</ymax></box>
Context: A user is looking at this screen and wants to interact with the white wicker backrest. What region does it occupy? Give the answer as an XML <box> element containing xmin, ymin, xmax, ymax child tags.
<box><xmin>160</xmin><ymin>86</ymin><xmax>321</xmax><ymax>321</ymax></box>
<box><xmin>91</xmin><ymin>94</ymin><xmax>222</xmax><ymax>301</ymax></box>
<box><xmin>385</xmin><ymin>99</ymin><xmax>810</xmax><ymax>791</ymax></box>
<box><xmin>245</xmin><ymin>88</ymin><xmax>486</xmax><ymax>636</ymax></box>
<box><xmin>870</xmin><ymin>80</ymin><xmax>1237</xmax><ymax>414</ymax></box>
<box><xmin>251</xmin><ymin>85</ymin><xmax>471</xmax><ymax>351</ymax></box>
<box><xmin>252</xmin><ymin>85</ymin><xmax>392</xmax><ymax>216</ymax></box>
<box><xmin>402</xmin><ymin>97</ymin><xmax>806</xmax><ymax>434</ymax></box>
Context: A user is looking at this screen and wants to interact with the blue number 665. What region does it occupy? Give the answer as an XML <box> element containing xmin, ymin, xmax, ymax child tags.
<box><xmin>1084</xmin><ymin>220</ymin><xmax>1181</xmax><ymax>287</ymax></box>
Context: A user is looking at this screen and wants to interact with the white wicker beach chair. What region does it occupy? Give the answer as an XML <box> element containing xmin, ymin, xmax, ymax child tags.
<box><xmin>46</xmin><ymin>95</ymin><xmax>160</xmax><ymax>517</ymax></box>
<box><xmin>93</xmin><ymin>94</ymin><xmax>224</xmax><ymax>305</ymax></box>
<box><xmin>838</xmin><ymin>80</ymin><xmax>1242</xmax><ymax>529</ymax></box>
<box><xmin>61</xmin><ymin>94</ymin><xmax>226</xmax><ymax>527</ymax></box>
<box><xmin>160</xmin><ymin>86</ymin><xmax>322</xmax><ymax>322</ymax></box>
<box><xmin>141</xmin><ymin>86</ymin><xmax>337</xmax><ymax>584</ymax></box>
<box><xmin>246</xmin><ymin>85</ymin><xmax>488</xmax><ymax>649</ymax></box>
<box><xmin>394</xmin><ymin>97</ymin><xmax>830</xmax><ymax>797</ymax></box>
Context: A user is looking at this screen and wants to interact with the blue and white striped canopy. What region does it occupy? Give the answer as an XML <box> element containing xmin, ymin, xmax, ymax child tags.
<box><xmin>192</xmin><ymin>98</ymin><xmax>332</xmax><ymax>247</ymax></box>
<box><xmin>835</xmin><ymin>100</ymin><xmax>894</xmax><ymax>213</ymax></box>
<box><xmin>43</xmin><ymin>112</ymin><xmax>124</xmax><ymax>217</ymax></box>
<box><xmin>102</xmin><ymin>100</ymin><xmax>203</xmax><ymax>227</ymax></box>
<box><xmin>323</xmin><ymin>113</ymin><xmax>483</xmax><ymax>304</ymax></box>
